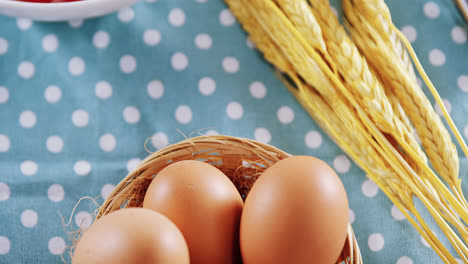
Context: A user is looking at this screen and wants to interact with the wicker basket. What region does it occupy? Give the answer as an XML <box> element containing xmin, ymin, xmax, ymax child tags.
<box><xmin>97</xmin><ymin>135</ymin><xmax>363</xmax><ymax>264</ymax></box>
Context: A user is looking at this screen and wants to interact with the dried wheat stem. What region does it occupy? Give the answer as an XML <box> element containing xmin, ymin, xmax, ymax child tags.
<box><xmin>343</xmin><ymin>0</ymin><xmax>459</xmax><ymax>188</ymax></box>
<box><xmin>343</xmin><ymin>0</ymin><xmax>468</xmax><ymax>223</ymax></box>
<box><xmin>225</xmin><ymin>0</ymin><xmax>467</xmax><ymax>261</ymax></box>
<box><xmin>308</xmin><ymin>0</ymin><xmax>427</xmax><ymax>168</ymax></box>
<box><xmin>273</xmin><ymin>0</ymin><xmax>335</xmax><ymax>72</ymax></box>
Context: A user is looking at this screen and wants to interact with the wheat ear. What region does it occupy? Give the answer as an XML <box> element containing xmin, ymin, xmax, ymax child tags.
<box><xmin>343</xmin><ymin>0</ymin><xmax>459</xmax><ymax>189</ymax></box>
<box><xmin>308</xmin><ymin>0</ymin><xmax>427</xmax><ymax>167</ymax></box>
<box><xmin>225</xmin><ymin>0</ymin><xmax>467</xmax><ymax>261</ymax></box>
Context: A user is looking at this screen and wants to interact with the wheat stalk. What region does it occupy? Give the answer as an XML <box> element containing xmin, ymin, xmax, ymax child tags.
<box><xmin>225</xmin><ymin>0</ymin><xmax>468</xmax><ymax>262</ymax></box>
<box><xmin>342</xmin><ymin>0</ymin><xmax>459</xmax><ymax>190</ymax></box>
<box><xmin>307</xmin><ymin>0</ymin><xmax>427</xmax><ymax>168</ymax></box>
<box><xmin>273</xmin><ymin>0</ymin><xmax>335</xmax><ymax>71</ymax></box>
<box><xmin>342</xmin><ymin>0</ymin><xmax>468</xmax><ymax>260</ymax></box>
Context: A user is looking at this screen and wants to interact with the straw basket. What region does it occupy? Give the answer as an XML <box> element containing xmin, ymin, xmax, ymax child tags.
<box><xmin>97</xmin><ymin>135</ymin><xmax>363</xmax><ymax>264</ymax></box>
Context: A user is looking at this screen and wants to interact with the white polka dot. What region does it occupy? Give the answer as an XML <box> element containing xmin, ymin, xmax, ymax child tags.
<box><xmin>254</xmin><ymin>128</ymin><xmax>271</xmax><ymax>144</ymax></box>
<box><xmin>458</xmin><ymin>75</ymin><xmax>468</xmax><ymax>92</ymax></box>
<box><xmin>305</xmin><ymin>130</ymin><xmax>322</xmax><ymax>149</ymax></box>
<box><xmin>101</xmin><ymin>184</ymin><xmax>115</xmax><ymax>200</ymax></box>
<box><xmin>99</xmin><ymin>133</ymin><xmax>116</xmax><ymax>152</ymax></box>
<box><xmin>48</xmin><ymin>237</ymin><xmax>65</xmax><ymax>255</ymax></box>
<box><xmin>68</xmin><ymin>19</ymin><xmax>83</xmax><ymax>28</ymax></box>
<box><xmin>0</xmin><ymin>236</ymin><xmax>10</xmax><ymax>255</ymax></box>
<box><xmin>118</xmin><ymin>7</ymin><xmax>135</xmax><ymax>23</ymax></box>
<box><xmin>145</xmin><ymin>0</ymin><xmax>157</xmax><ymax>2</ymax></box>
<box><xmin>196</xmin><ymin>0</ymin><xmax>207</xmax><ymax>2</ymax></box>
<box><xmin>169</xmin><ymin>8</ymin><xmax>185</xmax><ymax>27</ymax></box>
<box><xmin>362</xmin><ymin>179</ymin><xmax>379</xmax><ymax>197</ymax></box>
<box><xmin>452</xmin><ymin>26</ymin><xmax>467</xmax><ymax>44</ymax></box>
<box><xmin>198</xmin><ymin>77</ymin><xmax>216</xmax><ymax>96</ymax></box>
<box><xmin>48</xmin><ymin>184</ymin><xmax>64</xmax><ymax>202</ymax></box>
<box><xmin>127</xmin><ymin>158</ymin><xmax>141</xmax><ymax>172</ymax></box>
<box><xmin>46</xmin><ymin>136</ymin><xmax>64</xmax><ymax>153</ymax></box>
<box><xmin>74</xmin><ymin>160</ymin><xmax>91</xmax><ymax>176</ymax></box>
<box><xmin>123</xmin><ymin>106</ymin><xmax>140</xmax><ymax>124</ymax></box>
<box><xmin>195</xmin><ymin>33</ymin><xmax>212</xmax><ymax>49</ymax></box>
<box><xmin>226</xmin><ymin>102</ymin><xmax>243</xmax><ymax>120</ymax></box>
<box><xmin>434</xmin><ymin>98</ymin><xmax>452</xmax><ymax>116</ymax></box>
<box><xmin>391</xmin><ymin>205</ymin><xmax>406</xmax><ymax>221</ymax></box>
<box><xmin>72</xmin><ymin>109</ymin><xmax>89</xmax><ymax>127</ymax></box>
<box><xmin>222</xmin><ymin>56</ymin><xmax>239</xmax><ymax>73</ymax></box>
<box><xmin>147</xmin><ymin>80</ymin><xmax>164</xmax><ymax>99</ymax></box>
<box><xmin>0</xmin><ymin>38</ymin><xmax>8</xmax><ymax>55</ymax></box>
<box><xmin>205</xmin><ymin>130</ymin><xmax>219</xmax><ymax>136</ymax></box>
<box><xmin>250</xmin><ymin>81</ymin><xmax>267</xmax><ymax>99</ymax></box>
<box><xmin>75</xmin><ymin>211</ymin><xmax>92</xmax><ymax>229</ymax></box>
<box><xmin>175</xmin><ymin>105</ymin><xmax>192</xmax><ymax>124</ymax></box>
<box><xmin>424</xmin><ymin>2</ymin><xmax>440</xmax><ymax>19</ymax></box>
<box><xmin>465</xmin><ymin>125</ymin><xmax>468</xmax><ymax>140</ymax></box>
<box><xmin>17</xmin><ymin>18</ymin><xmax>32</xmax><ymax>30</ymax></box>
<box><xmin>21</xmin><ymin>209</ymin><xmax>38</xmax><ymax>228</ymax></box>
<box><xmin>219</xmin><ymin>9</ymin><xmax>235</xmax><ymax>26</ymax></box>
<box><xmin>171</xmin><ymin>52</ymin><xmax>189</xmax><ymax>71</ymax></box>
<box><xmin>416</xmin><ymin>77</ymin><xmax>423</xmax><ymax>88</ymax></box>
<box><xmin>368</xmin><ymin>233</ymin><xmax>384</xmax><ymax>252</ymax></box>
<box><xmin>401</xmin><ymin>25</ymin><xmax>417</xmax><ymax>43</ymax></box>
<box><xmin>428</xmin><ymin>49</ymin><xmax>445</xmax><ymax>66</ymax></box>
<box><xmin>20</xmin><ymin>161</ymin><xmax>38</xmax><ymax>176</ymax></box>
<box><xmin>333</xmin><ymin>155</ymin><xmax>351</xmax><ymax>173</ymax></box>
<box><xmin>68</xmin><ymin>57</ymin><xmax>85</xmax><ymax>76</ymax></box>
<box><xmin>18</xmin><ymin>61</ymin><xmax>35</xmax><ymax>79</ymax></box>
<box><xmin>349</xmin><ymin>209</ymin><xmax>355</xmax><ymax>224</ymax></box>
<box><xmin>0</xmin><ymin>135</ymin><xmax>10</xmax><ymax>152</ymax></box>
<box><xmin>95</xmin><ymin>81</ymin><xmax>112</xmax><ymax>100</ymax></box>
<box><xmin>42</xmin><ymin>34</ymin><xmax>58</xmax><ymax>53</ymax></box>
<box><xmin>143</xmin><ymin>29</ymin><xmax>161</xmax><ymax>46</ymax></box>
<box><xmin>19</xmin><ymin>110</ymin><xmax>37</xmax><ymax>128</ymax></box>
<box><xmin>456</xmin><ymin>258</ymin><xmax>463</xmax><ymax>264</ymax></box>
<box><xmin>246</xmin><ymin>38</ymin><xmax>255</xmax><ymax>49</ymax></box>
<box><xmin>0</xmin><ymin>86</ymin><xmax>8</xmax><ymax>104</ymax></box>
<box><xmin>151</xmin><ymin>132</ymin><xmax>169</xmax><ymax>150</ymax></box>
<box><xmin>44</xmin><ymin>85</ymin><xmax>62</xmax><ymax>104</ymax></box>
<box><xmin>421</xmin><ymin>236</ymin><xmax>431</xmax><ymax>247</ymax></box>
<box><xmin>0</xmin><ymin>183</ymin><xmax>10</xmax><ymax>201</ymax></box>
<box><xmin>93</xmin><ymin>31</ymin><xmax>110</xmax><ymax>49</ymax></box>
<box><xmin>120</xmin><ymin>55</ymin><xmax>137</xmax><ymax>74</ymax></box>
<box><xmin>277</xmin><ymin>106</ymin><xmax>294</xmax><ymax>124</ymax></box>
<box><xmin>396</xmin><ymin>256</ymin><xmax>413</xmax><ymax>264</ymax></box>
<box><xmin>331</xmin><ymin>6</ymin><xmax>338</xmax><ymax>17</ymax></box>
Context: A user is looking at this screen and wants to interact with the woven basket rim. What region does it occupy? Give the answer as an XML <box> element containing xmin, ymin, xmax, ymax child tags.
<box><xmin>98</xmin><ymin>135</ymin><xmax>363</xmax><ymax>264</ymax></box>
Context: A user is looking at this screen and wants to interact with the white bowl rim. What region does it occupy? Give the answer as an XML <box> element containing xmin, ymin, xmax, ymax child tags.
<box><xmin>0</xmin><ymin>0</ymin><xmax>139</xmax><ymax>21</ymax></box>
<box><xmin>0</xmin><ymin>0</ymin><xmax>126</xmax><ymax>8</ymax></box>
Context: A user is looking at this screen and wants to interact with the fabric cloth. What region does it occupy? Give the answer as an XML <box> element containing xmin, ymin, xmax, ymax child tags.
<box><xmin>0</xmin><ymin>0</ymin><xmax>467</xmax><ymax>263</ymax></box>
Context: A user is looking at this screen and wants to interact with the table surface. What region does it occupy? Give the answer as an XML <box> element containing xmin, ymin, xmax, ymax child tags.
<box><xmin>0</xmin><ymin>0</ymin><xmax>467</xmax><ymax>263</ymax></box>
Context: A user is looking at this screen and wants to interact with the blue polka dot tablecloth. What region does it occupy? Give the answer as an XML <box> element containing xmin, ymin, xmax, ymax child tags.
<box><xmin>0</xmin><ymin>0</ymin><xmax>467</xmax><ymax>263</ymax></box>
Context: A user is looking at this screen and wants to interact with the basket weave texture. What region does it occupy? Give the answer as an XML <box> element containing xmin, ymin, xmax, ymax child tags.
<box><xmin>97</xmin><ymin>135</ymin><xmax>362</xmax><ymax>264</ymax></box>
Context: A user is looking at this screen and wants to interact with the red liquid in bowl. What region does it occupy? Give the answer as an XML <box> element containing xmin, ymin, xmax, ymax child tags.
<box><xmin>15</xmin><ymin>0</ymin><xmax>82</xmax><ymax>2</ymax></box>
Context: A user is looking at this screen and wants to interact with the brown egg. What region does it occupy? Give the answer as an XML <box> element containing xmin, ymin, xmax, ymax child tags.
<box><xmin>72</xmin><ymin>208</ymin><xmax>189</xmax><ymax>264</ymax></box>
<box><xmin>240</xmin><ymin>156</ymin><xmax>349</xmax><ymax>264</ymax></box>
<box><xmin>143</xmin><ymin>160</ymin><xmax>243</xmax><ymax>264</ymax></box>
